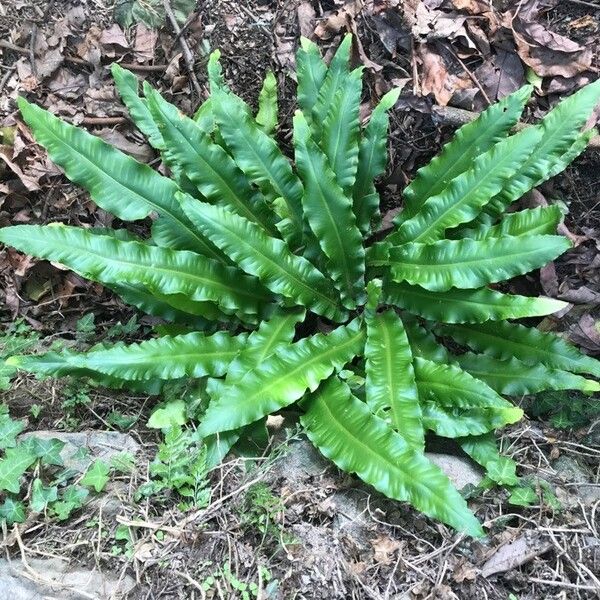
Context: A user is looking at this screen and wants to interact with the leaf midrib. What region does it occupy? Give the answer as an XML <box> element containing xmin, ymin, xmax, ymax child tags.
<box><xmin>230</xmin><ymin>328</ymin><xmax>364</xmax><ymax>405</ymax></box>
<box><xmin>32</xmin><ymin>111</ymin><xmax>218</xmax><ymax>257</ymax></box>
<box><xmin>192</xmin><ymin>203</ymin><xmax>340</xmax><ymax>313</ymax></box>
<box><xmin>302</xmin><ymin>143</ymin><xmax>355</xmax><ymax>299</ymax></box>
<box><xmin>38</xmin><ymin>232</ymin><xmax>268</xmax><ymax>304</ymax></box>
<box><xmin>393</xmin><ymin>238</ymin><xmax>563</xmax><ymax>269</ymax></box>
<box><xmin>406</xmin><ymin>139</ymin><xmax>531</xmax><ymax>243</ymax></box>
<box><xmin>156</xmin><ymin>102</ymin><xmax>274</xmax><ymax>233</ymax></box>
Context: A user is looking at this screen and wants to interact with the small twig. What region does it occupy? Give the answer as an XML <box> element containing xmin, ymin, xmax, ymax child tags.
<box><xmin>528</xmin><ymin>577</ymin><xmax>600</xmax><ymax>592</ymax></box>
<box><xmin>29</xmin><ymin>23</ymin><xmax>38</xmax><ymax>79</ymax></box>
<box><xmin>564</xmin><ymin>0</ymin><xmax>600</xmax><ymax>9</ymax></box>
<box><xmin>431</xmin><ymin>104</ymin><xmax>600</xmax><ymax>149</ymax></box>
<box><xmin>163</xmin><ymin>0</ymin><xmax>203</xmax><ymax>99</ymax></box>
<box><xmin>445</xmin><ymin>42</ymin><xmax>491</xmax><ymax>106</ymax></box>
<box><xmin>0</xmin><ymin>65</ymin><xmax>15</xmax><ymax>94</ymax></box>
<box><xmin>80</xmin><ymin>116</ymin><xmax>128</xmax><ymax>126</ymax></box>
<box><xmin>0</xmin><ymin>40</ymin><xmax>168</xmax><ymax>72</ymax></box>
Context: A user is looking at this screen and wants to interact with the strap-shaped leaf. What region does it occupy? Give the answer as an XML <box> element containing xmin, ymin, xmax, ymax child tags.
<box><xmin>353</xmin><ymin>88</ymin><xmax>401</xmax><ymax>234</ymax></box>
<box><xmin>459</xmin><ymin>205</ymin><xmax>562</xmax><ymax>241</ymax></box>
<box><xmin>198</xmin><ymin>319</ymin><xmax>365</xmax><ymax>436</ymax></box>
<box><xmin>456</xmin><ymin>353</ymin><xmax>600</xmax><ymax>395</ymax></box>
<box><xmin>386</xmin><ymin>235</ymin><xmax>571</xmax><ymax>292</ymax></box>
<box><xmin>17</xmin><ymin>98</ymin><xmax>219</xmax><ymax>259</ymax></box>
<box><xmin>440</xmin><ymin>321</ymin><xmax>600</xmax><ymax>378</ymax></box>
<box><xmin>422</xmin><ymin>403</ymin><xmax>523</xmax><ymax>438</ymax></box>
<box><xmin>399</xmin><ymin>85</ymin><xmax>532</xmax><ymax>221</ymax></box>
<box><xmin>384</xmin><ymin>281</ymin><xmax>567</xmax><ymax>323</ymax></box>
<box><xmin>365</xmin><ymin>310</ymin><xmax>424</xmax><ymax>449</ymax></box>
<box><xmin>458</xmin><ymin>434</ymin><xmax>518</xmax><ymax>486</ymax></box>
<box><xmin>413</xmin><ymin>358</ymin><xmax>513</xmax><ymax>410</ymax></box>
<box><xmin>111</xmin><ymin>63</ymin><xmax>163</xmax><ymax>148</ymax></box>
<box><xmin>312</xmin><ymin>34</ymin><xmax>352</xmax><ymax>130</ymax></box>
<box><xmin>109</xmin><ymin>283</ymin><xmax>215</xmax><ymax>328</ymax></box>
<box><xmin>293</xmin><ymin>112</ymin><xmax>365</xmax><ymax>308</ymax></box>
<box><xmin>144</xmin><ymin>86</ymin><xmax>277</xmax><ymax>235</ymax></box>
<box><xmin>401</xmin><ymin>313</ymin><xmax>451</xmax><ymax>363</ymax></box>
<box><xmin>296</xmin><ymin>37</ymin><xmax>328</xmax><ymax>119</ymax></box>
<box><xmin>206</xmin><ymin>49</ymin><xmax>229</xmax><ymax>93</ymax></box>
<box><xmin>179</xmin><ymin>194</ymin><xmax>345</xmax><ymax>321</ymax></box>
<box><xmin>223</xmin><ymin>308</ymin><xmax>305</xmax><ymax>385</ymax></box>
<box><xmin>301</xmin><ymin>376</ymin><xmax>484</xmax><ymax>537</ymax></box>
<box><xmin>256</xmin><ymin>71</ymin><xmax>278</xmax><ymax>134</ymax></box>
<box><xmin>389</xmin><ymin>126</ymin><xmax>543</xmax><ymax>244</ymax></box>
<box><xmin>485</xmin><ymin>80</ymin><xmax>600</xmax><ymax>217</ymax></box>
<box><xmin>205</xmin><ymin>430</ymin><xmax>241</xmax><ymax>469</ymax></box>
<box><xmin>320</xmin><ymin>67</ymin><xmax>362</xmax><ymax>190</ymax></box>
<box><xmin>9</xmin><ymin>330</ymin><xmax>247</xmax><ymax>381</ymax></box>
<box><xmin>0</xmin><ymin>224</ymin><xmax>272</xmax><ymax>316</ymax></box>
<box><xmin>211</xmin><ymin>89</ymin><xmax>304</xmax><ymax>242</ymax></box>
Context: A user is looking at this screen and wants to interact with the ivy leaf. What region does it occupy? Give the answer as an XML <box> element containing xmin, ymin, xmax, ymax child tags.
<box><xmin>52</xmin><ymin>485</ymin><xmax>89</xmax><ymax>520</ymax></box>
<box><xmin>0</xmin><ymin>444</ymin><xmax>37</xmax><ymax>493</ymax></box>
<box><xmin>486</xmin><ymin>458</ymin><xmax>519</xmax><ymax>486</ymax></box>
<box><xmin>147</xmin><ymin>400</ymin><xmax>187</xmax><ymax>430</ymax></box>
<box><xmin>110</xmin><ymin>451</ymin><xmax>136</xmax><ymax>474</ymax></box>
<box><xmin>29</xmin><ymin>437</ymin><xmax>66</xmax><ymax>466</ymax></box>
<box><xmin>0</xmin><ymin>497</ymin><xmax>26</xmax><ymax>525</ymax></box>
<box><xmin>30</xmin><ymin>478</ymin><xmax>58</xmax><ymax>512</ymax></box>
<box><xmin>508</xmin><ymin>485</ymin><xmax>537</xmax><ymax>507</ymax></box>
<box><xmin>81</xmin><ymin>460</ymin><xmax>110</xmax><ymax>493</ymax></box>
<box><xmin>0</xmin><ymin>416</ymin><xmax>24</xmax><ymax>449</ymax></box>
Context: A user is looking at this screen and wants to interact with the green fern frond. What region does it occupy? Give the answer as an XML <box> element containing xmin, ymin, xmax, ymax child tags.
<box><xmin>3</xmin><ymin>36</ymin><xmax>599</xmax><ymax>537</ymax></box>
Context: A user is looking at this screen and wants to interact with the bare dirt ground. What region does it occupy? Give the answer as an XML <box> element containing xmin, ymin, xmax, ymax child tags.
<box><xmin>0</xmin><ymin>0</ymin><xmax>599</xmax><ymax>598</ymax></box>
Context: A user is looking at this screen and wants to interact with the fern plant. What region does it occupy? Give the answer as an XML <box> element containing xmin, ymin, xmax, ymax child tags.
<box><xmin>2</xmin><ymin>35</ymin><xmax>600</xmax><ymax>537</ymax></box>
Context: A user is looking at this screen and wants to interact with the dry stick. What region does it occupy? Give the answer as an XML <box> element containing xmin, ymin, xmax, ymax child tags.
<box><xmin>528</xmin><ymin>577</ymin><xmax>600</xmax><ymax>592</ymax></box>
<box><xmin>431</xmin><ymin>104</ymin><xmax>600</xmax><ymax>149</ymax></box>
<box><xmin>163</xmin><ymin>0</ymin><xmax>203</xmax><ymax>100</ymax></box>
<box><xmin>80</xmin><ymin>116</ymin><xmax>128</xmax><ymax>126</ymax></box>
<box><xmin>29</xmin><ymin>23</ymin><xmax>38</xmax><ymax>79</ymax></box>
<box><xmin>564</xmin><ymin>0</ymin><xmax>600</xmax><ymax>8</ymax></box>
<box><xmin>445</xmin><ymin>42</ymin><xmax>491</xmax><ymax>106</ymax></box>
<box><xmin>0</xmin><ymin>40</ymin><xmax>168</xmax><ymax>72</ymax></box>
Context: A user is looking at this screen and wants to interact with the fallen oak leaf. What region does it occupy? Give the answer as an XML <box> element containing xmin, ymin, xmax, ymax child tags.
<box><xmin>508</xmin><ymin>11</ymin><xmax>593</xmax><ymax>78</ymax></box>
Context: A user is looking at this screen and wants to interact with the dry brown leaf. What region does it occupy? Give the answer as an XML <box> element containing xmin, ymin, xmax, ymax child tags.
<box><xmin>371</xmin><ymin>534</ymin><xmax>401</xmax><ymax>566</ymax></box>
<box><xmin>314</xmin><ymin>0</ymin><xmax>363</xmax><ymax>40</ymax></box>
<box><xmin>540</xmin><ymin>262</ymin><xmax>559</xmax><ymax>297</ymax></box>
<box><xmin>451</xmin><ymin>0</ymin><xmax>489</xmax><ymax>14</ymax></box>
<box><xmin>96</xmin><ymin>129</ymin><xmax>153</xmax><ymax>163</ymax></box>
<box><xmin>568</xmin><ymin>314</ymin><xmax>600</xmax><ymax>353</ymax></box>
<box><xmin>0</xmin><ymin>145</ymin><xmax>41</xmax><ymax>191</ymax></box>
<box><xmin>419</xmin><ymin>43</ymin><xmax>471</xmax><ymax>106</ymax></box>
<box><xmin>133</xmin><ymin>23</ymin><xmax>158</xmax><ymax>63</ymax></box>
<box><xmin>509</xmin><ymin>11</ymin><xmax>593</xmax><ymax>78</ymax></box>
<box><xmin>99</xmin><ymin>24</ymin><xmax>130</xmax><ymax>56</ymax></box>
<box><xmin>480</xmin><ymin>533</ymin><xmax>552</xmax><ymax>577</ymax></box>
<box><xmin>76</xmin><ymin>25</ymin><xmax>102</xmax><ymax>65</ymax></box>
<box><xmin>297</xmin><ymin>1</ymin><xmax>317</xmax><ymax>39</ymax></box>
<box><xmin>452</xmin><ymin>559</ymin><xmax>477</xmax><ymax>583</ymax></box>
<box><xmin>372</xmin><ymin>9</ymin><xmax>411</xmax><ymax>56</ymax></box>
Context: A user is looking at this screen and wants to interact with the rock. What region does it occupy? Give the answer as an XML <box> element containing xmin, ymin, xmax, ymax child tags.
<box><xmin>552</xmin><ymin>455</ymin><xmax>600</xmax><ymax>505</ymax></box>
<box><xmin>426</xmin><ymin>452</ymin><xmax>484</xmax><ymax>490</ymax></box>
<box><xmin>0</xmin><ymin>557</ymin><xmax>135</xmax><ymax>599</ymax></box>
<box><xmin>330</xmin><ymin>489</ymin><xmax>375</xmax><ymax>551</ymax></box>
<box><xmin>20</xmin><ymin>430</ymin><xmax>139</xmax><ymax>474</ymax></box>
<box><xmin>267</xmin><ymin>439</ymin><xmax>329</xmax><ymax>482</ymax></box>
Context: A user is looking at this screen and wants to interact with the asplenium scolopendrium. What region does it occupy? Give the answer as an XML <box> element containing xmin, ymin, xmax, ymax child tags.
<box><xmin>2</xmin><ymin>34</ymin><xmax>600</xmax><ymax>537</ymax></box>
